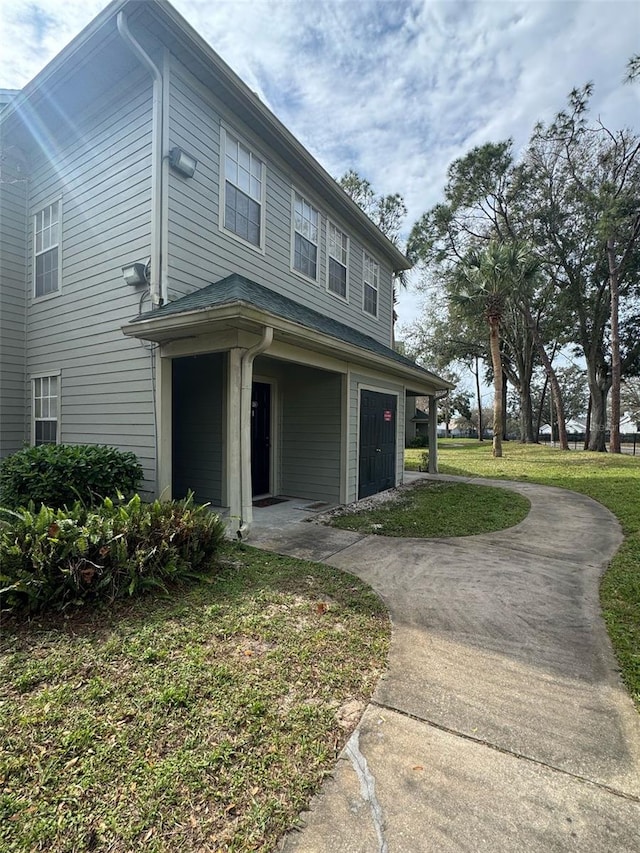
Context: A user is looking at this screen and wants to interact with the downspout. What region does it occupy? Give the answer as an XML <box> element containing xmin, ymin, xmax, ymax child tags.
<box><xmin>238</xmin><ymin>326</ymin><xmax>273</xmax><ymax>539</ymax></box>
<box><xmin>160</xmin><ymin>49</ymin><xmax>170</xmax><ymax>306</ymax></box>
<box><xmin>116</xmin><ymin>11</ymin><xmax>163</xmax><ymax>306</ymax></box>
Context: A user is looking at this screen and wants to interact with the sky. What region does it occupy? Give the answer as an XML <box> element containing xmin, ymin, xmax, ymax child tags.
<box><xmin>1</xmin><ymin>0</ymin><xmax>639</xmax><ymax>336</ymax></box>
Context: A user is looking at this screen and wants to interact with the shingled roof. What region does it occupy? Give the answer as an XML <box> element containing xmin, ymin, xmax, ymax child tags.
<box><xmin>134</xmin><ymin>273</ymin><xmax>442</xmax><ymax>380</ymax></box>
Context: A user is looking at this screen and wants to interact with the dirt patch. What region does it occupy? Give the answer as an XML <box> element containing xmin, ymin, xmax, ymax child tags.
<box><xmin>311</xmin><ymin>481</ymin><xmax>421</xmax><ymax>525</ymax></box>
<box><xmin>335</xmin><ymin>698</ymin><xmax>366</xmax><ymax>729</ymax></box>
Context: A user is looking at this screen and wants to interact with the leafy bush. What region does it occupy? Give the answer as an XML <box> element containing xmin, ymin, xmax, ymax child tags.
<box><xmin>0</xmin><ymin>493</ymin><xmax>226</xmax><ymax>614</ymax></box>
<box><xmin>0</xmin><ymin>444</ymin><xmax>143</xmax><ymax>510</ymax></box>
<box><xmin>408</xmin><ymin>435</ymin><xmax>429</xmax><ymax>448</ymax></box>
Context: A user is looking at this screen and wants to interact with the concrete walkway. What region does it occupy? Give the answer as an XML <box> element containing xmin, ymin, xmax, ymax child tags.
<box><xmin>249</xmin><ymin>475</ymin><xmax>640</xmax><ymax>852</ymax></box>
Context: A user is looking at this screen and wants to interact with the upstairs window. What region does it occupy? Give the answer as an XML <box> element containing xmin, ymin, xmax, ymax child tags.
<box><xmin>34</xmin><ymin>202</ymin><xmax>60</xmax><ymax>297</ymax></box>
<box><xmin>363</xmin><ymin>252</ymin><xmax>379</xmax><ymax>316</ymax></box>
<box><xmin>328</xmin><ymin>222</ymin><xmax>348</xmax><ymax>298</ymax></box>
<box><xmin>223</xmin><ymin>129</ymin><xmax>264</xmax><ymax>248</ymax></box>
<box><xmin>293</xmin><ymin>192</ymin><xmax>319</xmax><ymax>280</ymax></box>
<box><xmin>33</xmin><ymin>375</ymin><xmax>59</xmax><ymax>445</ymax></box>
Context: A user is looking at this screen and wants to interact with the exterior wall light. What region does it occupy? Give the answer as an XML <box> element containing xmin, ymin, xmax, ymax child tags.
<box><xmin>169</xmin><ymin>146</ymin><xmax>197</xmax><ymax>178</ymax></box>
<box><xmin>122</xmin><ymin>262</ymin><xmax>148</xmax><ymax>286</ymax></box>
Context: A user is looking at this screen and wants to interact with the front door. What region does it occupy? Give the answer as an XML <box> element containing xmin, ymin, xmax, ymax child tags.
<box><xmin>251</xmin><ymin>381</ymin><xmax>271</xmax><ymax>496</ymax></box>
<box><xmin>358</xmin><ymin>390</ymin><xmax>396</xmax><ymax>499</ymax></box>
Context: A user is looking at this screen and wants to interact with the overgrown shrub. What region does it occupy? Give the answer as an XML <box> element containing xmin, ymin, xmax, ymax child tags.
<box><xmin>408</xmin><ymin>435</ymin><xmax>428</xmax><ymax>448</ymax></box>
<box><xmin>0</xmin><ymin>444</ymin><xmax>143</xmax><ymax>510</ymax></box>
<box><xmin>0</xmin><ymin>493</ymin><xmax>226</xmax><ymax>614</ymax></box>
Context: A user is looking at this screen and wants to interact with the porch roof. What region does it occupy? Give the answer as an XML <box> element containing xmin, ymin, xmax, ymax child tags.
<box><xmin>412</xmin><ymin>408</ymin><xmax>430</xmax><ymax>422</ymax></box>
<box><xmin>125</xmin><ymin>274</ymin><xmax>452</xmax><ymax>392</ymax></box>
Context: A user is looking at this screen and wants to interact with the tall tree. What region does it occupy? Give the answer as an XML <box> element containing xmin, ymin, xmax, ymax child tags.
<box><xmin>402</xmin><ymin>291</ymin><xmax>488</xmax><ymax>441</ymax></box>
<box><xmin>525</xmin><ymin>83</ymin><xmax>640</xmax><ymax>451</ymax></box>
<box><xmin>409</xmin><ymin>66</ymin><xmax>640</xmax><ymax>453</ymax></box>
<box><xmin>499</xmin><ymin>300</ymin><xmax>537</xmax><ymax>442</ymax></box>
<box><xmin>338</xmin><ymin>170</ymin><xmax>408</xmax><ymax>341</ymax></box>
<box><xmin>452</xmin><ymin>241</ymin><xmax>535</xmax><ymax>457</ymax></box>
<box><xmin>407</xmin><ymin>142</ymin><xmax>568</xmax><ymax>447</ymax></box>
<box><xmin>338</xmin><ymin>170</ymin><xmax>407</xmax><ymax>247</ymax></box>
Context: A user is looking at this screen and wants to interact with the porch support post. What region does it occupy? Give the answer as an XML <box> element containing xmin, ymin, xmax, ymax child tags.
<box><xmin>428</xmin><ymin>393</ymin><xmax>438</xmax><ymax>474</ymax></box>
<box><xmin>227</xmin><ymin>348</ymin><xmax>243</xmax><ymax>531</ymax></box>
<box><xmin>156</xmin><ymin>349</ymin><xmax>172</xmax><ymax>499</ymax></box>
<box><xmin>238</xmin><ymin>326</ymin><xmax>273</xmax><ymax>539</ymax></box>
<box><xmin>339</xmin><ymin>373</ymin><xmax>349</xmax><ymax>504</ymax></box>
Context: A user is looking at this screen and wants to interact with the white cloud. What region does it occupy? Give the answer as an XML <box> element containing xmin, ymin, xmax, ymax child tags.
<box><xmin>1</xmin><ymin>0</ymin><xmax>638</xmax><ymax>326</ymax></box>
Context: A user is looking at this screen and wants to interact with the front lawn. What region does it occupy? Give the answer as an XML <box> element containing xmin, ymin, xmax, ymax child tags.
<box><xmin>0</xmin><ymin>545</ymin><xmax>389</xmax><ymax>852</ymax></box>
<box><xmin>410</xmin><ymin>440</ymin><xmax>640</xmax><ymax>708</ymax></box>
<box><xmin>329</xmin><ymin>480</ymin><xmax>530</xmax><ymax>537</ymax></box>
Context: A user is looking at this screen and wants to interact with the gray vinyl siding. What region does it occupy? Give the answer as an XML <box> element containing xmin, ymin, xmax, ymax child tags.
<box><xmin>172</xmin><ymin>353</ymin><xmax>224</xmax><ymax>505</ymax></box>
<box><xmin>255</xmin><ymin>356</ymin><xmax>342</xmax><ymax>504</ymax></box>
<box><xmin>4</xmin><ymin>20</ymin><xmax>404</xmax><ymax>507</ymax></box>
<box><xmin>166</xmin><ymin>60</ymin><xmax>395</xmax><ymax>347</ymax></box>
<box><xmin>0</xmin><ymin>171</ymin><xmax>27</xmax><ymax>456</ymax></box>
<box><xmin>23</xmin><ymin>70</ymin><xmax>156</xmax><ymax>491</ymax></box>
<box><xmin>280</xmin><ymin>367</ymin><xmax>342</xmax><ymax>504</ymax></box>
<box><xmin>348</xmin><ymin>372</ymin><xmax>406</xmax><ymax>504</ymax></box>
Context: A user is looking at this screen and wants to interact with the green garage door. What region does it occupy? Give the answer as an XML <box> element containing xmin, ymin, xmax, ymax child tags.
<box><xmin>358</xmin><ymin>390</ymin><xmax>396</xmax><ymax>499</ymax></box>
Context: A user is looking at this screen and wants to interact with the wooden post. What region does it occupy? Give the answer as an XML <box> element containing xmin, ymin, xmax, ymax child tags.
<box><xmin>428</xmin><ymin>394</ymin><xmax>438</xmax><ymax>474</ymax></box>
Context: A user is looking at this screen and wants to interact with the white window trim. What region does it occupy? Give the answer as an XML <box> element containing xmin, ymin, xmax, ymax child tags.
<box><xmin>326</xmin><ymin>220</ymin><xmax>349</xmax><ymax>302</ymax></box>
<box><xmin>31</xmin><ymin>370</ymin><xmax>61</xmax><ymax>446</ymax></box>
<box><xmin>32</xmin><ymin>197</ymin><xmax>62</xmax><ymax>301</ymax></box>
<box><xmin>290</xmin><ymin>188</ymin><xmax>321</xmax><ymax>283</ymax></box>
<box><xmin>362</xmin><ymin>250</ymin><xmax>380</xmax><ymax>318</ymax></box>
<box><xmin>219</xmin><ymin>123</ymin><xmax>266</xmax><ymax>254</ymax></box>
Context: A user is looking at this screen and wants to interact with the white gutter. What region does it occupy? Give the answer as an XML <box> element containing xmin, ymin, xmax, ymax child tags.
<box><xmin>238</xmin><ymin>326</ymin><xmax>273</xmax><ymax>539</ymax></box>
<box><xmin>116</xmin><ymin>10</ymin><xmax>163</xmax><ymax>306</ymax></box>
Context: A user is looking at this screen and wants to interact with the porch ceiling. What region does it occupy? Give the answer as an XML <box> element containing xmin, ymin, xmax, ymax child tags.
<box><xmin>122</xmin><ymin>274</ymin><xmax>453</xmax><ymax>394</ymax></box>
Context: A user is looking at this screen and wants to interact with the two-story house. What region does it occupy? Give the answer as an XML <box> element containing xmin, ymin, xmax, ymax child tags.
<box><xmin>0</xmin><ymin>0</ymin><xmax>449</xmax><ymax>536</ymax></box>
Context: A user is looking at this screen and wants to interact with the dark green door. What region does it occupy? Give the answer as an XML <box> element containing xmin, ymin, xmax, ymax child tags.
<box><xmin>251</xmin><ymin>381</ymin><xmax>271</xmax><ymax>496</ymax></box>
<box><xmin>358</xmin><ymin>390</ymin><xmax>396</xmax><ymax>499</ymax></box>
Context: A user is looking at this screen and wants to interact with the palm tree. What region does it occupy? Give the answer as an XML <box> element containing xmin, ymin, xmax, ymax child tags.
<box><xmin>453</xmin><ymin>241</ymin><xmax>533</xmax><ymax>457</ymax></box>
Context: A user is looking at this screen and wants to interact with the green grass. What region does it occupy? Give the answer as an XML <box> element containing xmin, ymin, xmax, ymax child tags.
<box><xmin>0</xmin><ymin>544</ymin><xmax>389</xmax><ymax>853</ymax></box>
<box><xmin>407</xmin><ymin>440</ymin><xmax>640</xmax><ymax>708</ymax></box>
<box><xmin>329</xmin><ymin>480</ymin><xmax>530</xmax><ymax>537</ymax></box>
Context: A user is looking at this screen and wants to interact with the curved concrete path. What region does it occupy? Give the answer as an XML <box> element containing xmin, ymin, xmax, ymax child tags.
<box><xmin>250</xmin><ymin>476</ymin><xmax>640</xmax><ymax>852</ymax></box>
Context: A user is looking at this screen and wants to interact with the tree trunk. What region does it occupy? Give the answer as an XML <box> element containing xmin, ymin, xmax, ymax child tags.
<box><xmin>549</xmin><ymin>373</ymin><xmax>568</xmax><ymax>451</ymax></box>
<box><xmin>489</xmin><ymin>319</ymin><xmax>503</xmax><ymax>457</ymax></box>
<box><xmin>474</xmin><ymin>355</ymin><xmax>484</xmax><ymax>441</ymax></box>
<box><xmin>607</xmin><ymin>236</ymin><xmax>621</xmax><ymax>453</ymax></box>
<box><xmin>502</xmin><ymin>372</ymin><xmax>508</xmax><ymax>440</ymax></box>
<box><xmin>520</xmin><ymin>305</ymin><xmax>569</xmax><ymax>450</ymax></box>
<box><xmin>520</xmin><ymin>384</ymin><xmax>535</xmax><ymax>443</ymax></box>
<box><xmin>584</xmin><ymin>397</ymin><xmax>591</xmax><ymax>450</ymax></box>
<box><xmin>508</xmin><ymin>320</ymin><xmax>536</xmax><ymax>443</ymax></box>
<box><xmin>535</xmin><ymin>374</ymin><xmax>549</xmax><ymax>440</ymax></box>
<box><xmin>589</xmin><ymin>388</ymin><xmax>608</xmax><ymax>451</ymax></box>
<box><xmin>585</xmin><ymin>363</ymin><xmax>609</xmax><ymax>453</ymax></box>
<box><xmin>535</xmin><ymin>340</ymin><xmax>559</xmax><ymax>441</ymax></box>
<box><xmin>586</xmin><ymin>360</ymin><xmax>610</xmax><ymax>451</ymax></box>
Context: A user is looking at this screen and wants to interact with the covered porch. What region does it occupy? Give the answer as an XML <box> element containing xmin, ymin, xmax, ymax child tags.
<box><xmin>123</xmin><ymin>274</ymin><xmax>451</xmax><ymax>537</ymax></box>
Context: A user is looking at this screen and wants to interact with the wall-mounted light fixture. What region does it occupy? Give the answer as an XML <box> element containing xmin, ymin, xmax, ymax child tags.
<box><xmin>122</xmin><ymin>262</ymin><xmax>148</xmax><ymax>286</ymax></box>
<box><xmin>169</xmin><ymin>146</ymin><xmax>197</xmax><ymax>178</ymax></box>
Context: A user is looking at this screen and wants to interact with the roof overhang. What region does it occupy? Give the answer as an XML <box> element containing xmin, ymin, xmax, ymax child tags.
<box><xmin>123</xmin><ymin>301</ymin><xmax>452</xmax><ymax>394</ymax></box>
